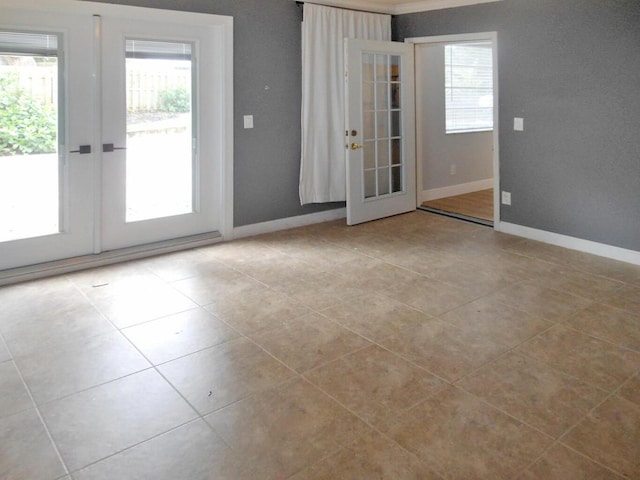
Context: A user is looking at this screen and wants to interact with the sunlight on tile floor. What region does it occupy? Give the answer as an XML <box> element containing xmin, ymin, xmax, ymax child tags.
<box><xmin>1</xmin><ymin>211</ymin><xmax>639</xmax><ymax>479</ymax></box>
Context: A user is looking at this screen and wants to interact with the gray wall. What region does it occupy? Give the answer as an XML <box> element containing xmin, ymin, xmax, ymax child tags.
<box><xmin>416</xmin><ymin>43</ymin><xmax>493</xmax><ymax>193</ymax></box>
<box><xmin>396</xmin><ymin>0</ymin><xmax>640</xmax><ymax>252</ymax></box>
<box><xmin>87</xmin><ymin>0</ymin><xmax>343</xmax><ymax>227</ymax></box>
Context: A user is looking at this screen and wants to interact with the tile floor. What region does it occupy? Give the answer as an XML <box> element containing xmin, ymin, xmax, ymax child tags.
<box><xmin>1</xmin><ymin>211</ymin><xmax>640</xmax><ymax>479</ymax></box>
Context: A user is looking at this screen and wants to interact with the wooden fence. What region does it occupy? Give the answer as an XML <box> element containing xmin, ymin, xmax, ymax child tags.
<box><xmin>1</xmin><ymin>63</ymin><xmax>190</xmax><ymax>112</ymax></box>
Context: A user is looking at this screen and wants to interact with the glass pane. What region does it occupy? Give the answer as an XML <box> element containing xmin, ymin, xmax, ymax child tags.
<box><xmin>391</xmin><ymin>83</ymin><xmax>401</xmax><ymax>109</ymax></box>
<box><xmin>378</xmin><ymin>167</ymin><xmax>390</xmax><ymax>196</ymax></box>
<box><xmin>363</xmin><ymin>141</ymin><xmax>375</xmax><ymax>169</ymax></box>
<box><xmin>376</xmin><ymin>111</ymin><xmax>389</xmax><ymax>139</ymax></box>
<box><xmin>364</xmin><ymin>169</ymin><xmax>376</xmax><ymax>199</ymax></box>
<box><xmin>391</xmin><ymin>55</ymin><xmax>401</xmax><ymax>81</ymax></box>
<box><xmin>375</xmin><ymin>54</ymin><xmax>388</xmax><ymax>81</ymax></box>
<box><xmin>363</xmin><ymin>82</ymin><xmax>374</xmax><ymax>111</ymax></box>
<box><xmin>391</xmin><ymin>139</ymin><xmax>402</xmax><ymax>165</ymax></box>
<box><xmin>391</xmin><ymin>110</ymin><xmax>401</xmax><ymax>138</ymax></box>
<box><xmin>363</xmin><ymin>111</ymin><xmax>375</xmax><ymax>141</ymax></box>
<box><xmin>376</xmin><ymin>82</ymin><xmax>389</xmax><ymax>110</ymax></box>
<box><xmin>391</xmin><ymin>166</ymin><xmax>403</xmax><ymax>193</ymax></box>
<box><xmin>377</xmin><ymin>140</ymin><xmax>389</xmax><ymax>167</ymax></box>
<box><xmin>362</xmin><ymin>53</ymin><xmax>374</xmax><ymax>83</ymax></box>
<box><xmin>0</xmin><ymin>33</ymin><xmax>60</xmax><ymax>242</ymax></box>
<box><xmin>126</xmin><ymin>40</ymin><xmax>194</xmax><ymax>222</ymax></box>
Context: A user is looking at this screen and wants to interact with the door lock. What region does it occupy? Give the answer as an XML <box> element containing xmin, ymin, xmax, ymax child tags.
<box><xmin>70</xmin><ymin>145</ymin><xmax>92</xmax><ymax>154</ymax></box>
<box><xmin>350</xmin><ymin>143</ymin><xmax>364</xmax><ymax>150</ymax></box>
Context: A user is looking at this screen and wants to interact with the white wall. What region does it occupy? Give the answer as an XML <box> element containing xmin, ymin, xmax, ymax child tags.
<box><xmin>416</xmin><ymin>43</ymin><xmax>493</xmax><ymax>199</ymax></box>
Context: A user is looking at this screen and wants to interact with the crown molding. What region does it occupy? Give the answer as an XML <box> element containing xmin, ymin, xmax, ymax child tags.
<box><xmin>296</xmin><ymin>0</ymin><xmax>501</xmax><ymax>15</ymax></box>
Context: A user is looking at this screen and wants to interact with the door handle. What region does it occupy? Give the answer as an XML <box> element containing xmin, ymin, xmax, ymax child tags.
<box><xmin>351</xmin><ymin>143</ymin><xmax>364</xmax><ymax>150</ymax></box>
<box><xmin>102</xmin><ymin>143</ymin><xmax>127</xmax><ymax>153</ymax></box>
<box><xmin>70</xmin><ymin>145</ymin><xmax>92</xmax><ymax>154</ymax></box>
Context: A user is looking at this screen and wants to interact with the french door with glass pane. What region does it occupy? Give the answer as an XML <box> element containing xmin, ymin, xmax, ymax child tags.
<box><xmin>0</xmin><ymin>1</ymin><xmax>228</xmax><ymax>271</ymax></box>
<box><xmin>345</xmin><ymin>39</ymin><xmax>416</xmax><ymax>225</ymax></box>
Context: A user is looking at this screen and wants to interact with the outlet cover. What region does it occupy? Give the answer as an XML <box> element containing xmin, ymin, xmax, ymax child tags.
<box><xmin>243</xmin><ymin>115</ymin><xmax>254</xmax><ymax>129</ymax></box>
<box><xmin>450</xmin><ymin>164</ymin><xmax>456</xmax><ymax>175</ymax></box>
<box><xmin>501</xmin><ymin>191</ymin><xmax>512</xmax><ymax>205</ymax></box>
<box><xmin>514</xmin><ymin>117</ymin><xmax>524</xmax><ymax>131</ymax></box>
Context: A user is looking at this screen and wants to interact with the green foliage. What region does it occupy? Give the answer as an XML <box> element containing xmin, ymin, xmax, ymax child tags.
<box><xmin>0</xmin><ymin>75</ymin><xmax>57</xmax><ymax>156</ymax></box>
<box><xmin>158</xmin><ymin>86</ymin><xmax>190</xmax><ymax>113</ymax></box>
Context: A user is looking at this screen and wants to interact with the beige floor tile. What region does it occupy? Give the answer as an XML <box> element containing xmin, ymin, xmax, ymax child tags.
<box><xmin>426</xmin><ymin>260</ymin><xmax>525</xmax><ymax>298</ymax></box>
<box><xmin>204</xmin><ymin>288</ymin><xmax>311</xmax><ymax>335</ymax></box>
<box><xmin>67</xmin><ymin>263</ymin><xmax>158</xmax><ymax>295</ymax></box>
<box><xmin>41</xmin><ymin>369</ymin><xmax>196</xmax><ymax>472</ymax></box>
<box><xmin>205</xmin><ymin>377</ymin><xmax>371</xmax><ymax>480</ymax></box>
<box><xmin>322</xmin><ymin>293</ymin><xmax>432</xmax><ymax>343</ymax></box>
<box><xmin>306</xmin><ymin>345</ymin><xmax>445</xmax><ymax>428</ymax></box>
<box><xmin>289</xmin><ymin>430</ymin><xmax>442</xmax><ymax>480</ymax></box>
<box><xmin>385</xmin><ymin>386</ymin><xmax>552</xmax><ymax>480</ymax></box>
<box><xmin>122</xmin><ymin>308</ymin><xmax>239</xmax><ymax>365</ymax></box>
<box><xmin>384</xmin><ymin>275</ymin><xmax>481</xmax><ymax>317</ymax></box>
<box><xmin>0</xmin><ymin>361</ymin><xmax>33</xmax><ymax>420</ymax></box>
<box><xmin>458</xmin><ymin>352</ymin><xmax>607</xmax><ymax>438</ymax></box>
<box><xmin>381</xmin><ymin>245</ymin><xmax>462</xmax><ymax>277</ymax></box>
<box><xmin>600</xmin><ymin>285</ymin><xmax>640</xmax><ymax>315</ymax></box>
<box><xmin>16</xmin><ymin>331</ymin><xmax>150</xmax><ymax>404</ymax></box>
<box><xmin>251</xmin><ymin>313</ymin><xmax>371</xmax><ymax>373</ymax></box>
<box><xmin>486</xmin><ymin>282</ymin><xmax>593</xmax><ymax>322</ymax></box>
<box><xmin>90</xmin><ymin>283</ymin><xmax>198</xmax><ymax>329</ymax></box>
<box><xmin>336</xmin><ymin>256</ymin><xmax>428</xmax><ymax>292</ymax></box>
<box><xmin>517</xmin><ymin>324</ymin><xmax>640</xmax><ymax>391</ymax></box>
<box><xmin>527</xmin><ymin>266</ymin><xmax>627</xmax><ymax>302</ymax></box>
<box><xmin>72</xmin><ymin>420</ymin><xmax>247</xmax><ymax>480</ymax></box>
<box><xmin>139</xmin><ymin>248</ymin><xmax>230</xmax><ymax>283</ymax></box>
<box><xmin>439</xmin><ymin>297</ymin><xmax>553</xmax><ymax>348</ymax></box>
<box><xmin>233</xmin><ymin>254</ymin><xmax>323</xmax><ymax>288</ymax></box>
<box><xmin>0</xmin><ymin>337</ymin><xmax>11</xmax><ymax>363</ymax></box>
<box><xmin>272</xmin><ymin>272</ymin><xmax>366</xmax><ymax>311</ymax></box>
<box><xmin>567</xmin><ymin>303</ymin><xmax>640</xmax><ymax>352</ymax></box>
<box><xmin>619</xmin><ymin>373</ymin><xmax>640</xmax><ymax>406</ymax></box>
<box><xmin>380</xmin><ymin>319</ymin><xmax>508</xmax><ymax>381</ymax></box>
<box><xmin>562</xmin><ymin>395</ymin><xmax>640</xmax><ymax>479</ymax></box>
<box><xmin>2</xmin><ymin>303</ymin><xmax>114</xmax><ymax>358</ymax></box>
<box><xmin>158</xmin><ymin>337</ymin><xmax>295</xmax><ymax>414</ymax></box>
<box><xmin>0</xmin><ymin>408</ymin><xmax>67</xmax><ymax>480</ymax></box>
<box><xmin>519</xmin><ymin>444</ymin><xmax>624</xmax><ymax>479</ymax></box>
<box><xmin>170</xmin><ymin>269</ymin><xmax>267</xmax><ymax>306</ymax></box>
<box><xmin>200</xmin><ymin>239</ymin><xmax>282</xmax><ymax>268</ymax></box>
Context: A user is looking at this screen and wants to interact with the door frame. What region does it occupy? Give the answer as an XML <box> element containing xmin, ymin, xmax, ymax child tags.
<box><xmin>406</xmin><ymin>32</ymin><xmax>499</xmax><ymax>228</ymax></box>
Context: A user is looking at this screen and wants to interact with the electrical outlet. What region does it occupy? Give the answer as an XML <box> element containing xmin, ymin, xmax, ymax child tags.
<box><xmin>243</xmin><ymin>115</ymin><xmax>254</xmax><ymax>129</ymax></box>
<box><xmin>450</xmin><ymin>164</ymin><xmax>456</xmax><ymax>175</ymax></box>
<box><xmin>501</xmin><ymin>191</ymin><xmax>512</xmax><ymax>205</ymax></box>
<box><xmin>514</xmin><ymin>117</ymin><xmax>524</xmax><ymax>131</ymax></box>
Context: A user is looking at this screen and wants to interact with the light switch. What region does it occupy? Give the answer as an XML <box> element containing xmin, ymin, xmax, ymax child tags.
<box><xmin>243</xmin><ymin>115</ymin><xmax>254</xmax><ymax>129</ymax></box>
<box><xmin>514</xmin><ymin>117</ymin><xmax>524</xmax><ymax>131</ymax></box>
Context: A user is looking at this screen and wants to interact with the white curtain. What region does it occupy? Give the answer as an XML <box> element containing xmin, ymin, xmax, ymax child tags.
<box><xmin>299</xmin><ymin>3</ymin><xmax>391</xmax><ymax>204</ymax></box>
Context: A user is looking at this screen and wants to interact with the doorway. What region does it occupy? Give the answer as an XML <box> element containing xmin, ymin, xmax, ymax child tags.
<box><xmin>0</xmin><ymin>1</ymin><xmax>232</xmax><ymax>272</ymax></box>
<box><xmin>407</xmin><ymin>33</ymin><xmax>499</xmax><ymax>226</ymax></box>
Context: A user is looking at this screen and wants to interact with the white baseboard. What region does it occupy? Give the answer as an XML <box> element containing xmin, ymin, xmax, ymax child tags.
<box><xmin>422</xmin><ymin>178</ymin><xmax>493</xmax><ymax>202</ymax></box>
<box><xmin>232</xmin><ymin>208</ymin><xmax>347</xmax><ymax>240</ymax></box>
<box><xmin>498</xmin><ymin>222</ymin><xmax>640</xmax><ymax>266</ymax></box>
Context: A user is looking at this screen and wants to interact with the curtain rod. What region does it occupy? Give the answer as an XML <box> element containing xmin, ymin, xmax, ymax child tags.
<box><xmin>295</xmin><ymin>1</ymin><xmax>391</xmax><ymax>15</ymax></box>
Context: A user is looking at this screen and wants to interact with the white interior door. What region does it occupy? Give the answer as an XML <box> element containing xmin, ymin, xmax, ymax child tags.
<box><xmin>0</xmin><ymin>5</ymin><xmax>95</xmax><ymax>270</ymax></box>
<box><xmin>345</xmin><ymin>39</ymin><xmax>416</xmax><ymax>225</ymax></box>
<box><xmin>100</xmin><ymin>13</ymin><xmax>222</xmax><ymax>251</ymax></box>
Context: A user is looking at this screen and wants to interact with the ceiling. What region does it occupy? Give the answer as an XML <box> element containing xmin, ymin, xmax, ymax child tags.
<box><xmin>298</xmin><ymin>0</ymin><xmax>501</xmax><ymax>15</ymax></box>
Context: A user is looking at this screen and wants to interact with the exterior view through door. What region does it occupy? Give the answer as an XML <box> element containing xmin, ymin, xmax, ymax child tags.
<box><xmin>345</xmin><ymin>38</ymin><xmax>416</xmax><ymax>225</ymax></box>
<box><xmin>0</xmin><ymin>0</ymin><xmax>231</xmax><ymax>272</ymax></box>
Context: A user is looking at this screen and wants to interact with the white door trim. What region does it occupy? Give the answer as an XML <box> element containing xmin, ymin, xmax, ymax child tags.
<box><xmin>406</xmin><ymin>32</ymin><xmax>499</xmax><ymax>228</ymax></box>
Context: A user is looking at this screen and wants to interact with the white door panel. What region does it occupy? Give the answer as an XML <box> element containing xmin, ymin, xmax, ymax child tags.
<box><xmin>0</xmin><ymin>7</ymin><xmax>95</xmax><ymax>270</ymax></box>
<box><xmin>345</xmin><ymin>39</ymin><xmax>416</xmax><ymax>226</ymax></box>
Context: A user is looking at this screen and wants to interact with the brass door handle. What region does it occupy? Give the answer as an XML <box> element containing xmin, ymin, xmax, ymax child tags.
<box><xmin>351</xmin><ymin>143</ymin><xmax>364</xmax><ymax>150</ymax></box>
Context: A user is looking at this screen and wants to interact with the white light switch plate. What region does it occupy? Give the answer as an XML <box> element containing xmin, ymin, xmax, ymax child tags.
<box><xmin>514</xmin><ymin>117</ymin><xmax>524</xmax><ymax>131</ymax></box>
<box><xmin>243</xmin><ymin>115</ymin><xmax>254</xmax><ymax>129</ymax></box>
<box><xmin>501</xmin><ymin>191</ymin><xmax>512</xmax><ymax>205</ymax></box>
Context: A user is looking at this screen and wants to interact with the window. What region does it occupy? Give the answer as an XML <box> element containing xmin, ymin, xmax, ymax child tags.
<box><xmin>445</xmin><ymin>42</ymin><xmax>493</xmax><ymax>134</ymax></box>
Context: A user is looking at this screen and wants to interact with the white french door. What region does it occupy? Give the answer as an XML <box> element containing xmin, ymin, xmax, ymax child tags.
<box><xmin>0</xmin><ymin>6</ymin><xmax>95</xmax><ymax>270</ymax></box>
<box><xmin>100</xmin><ymin>15</ymin><xmax>222</xmax><ymax>251</ymax></box>
<box><xmin>345</xmin><ymin>39</ymin><xmax>416</xmax><ymax>225</ymax></box>
<box><xmin>0</xmin><ymin>1</ymin><xmax>230</xmax><ymax>271</ymax></box>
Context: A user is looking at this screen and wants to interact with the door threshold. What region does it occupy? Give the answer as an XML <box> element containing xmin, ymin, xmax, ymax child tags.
<box><xmin>0</xmin><ymin>231</ymin><xmax>223</xmax><ymax>287</ymax></box>
<box><xmin>417</xmin><ymin>206</ymin><xmax>494</xmax><ymax>227</ymax></box>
